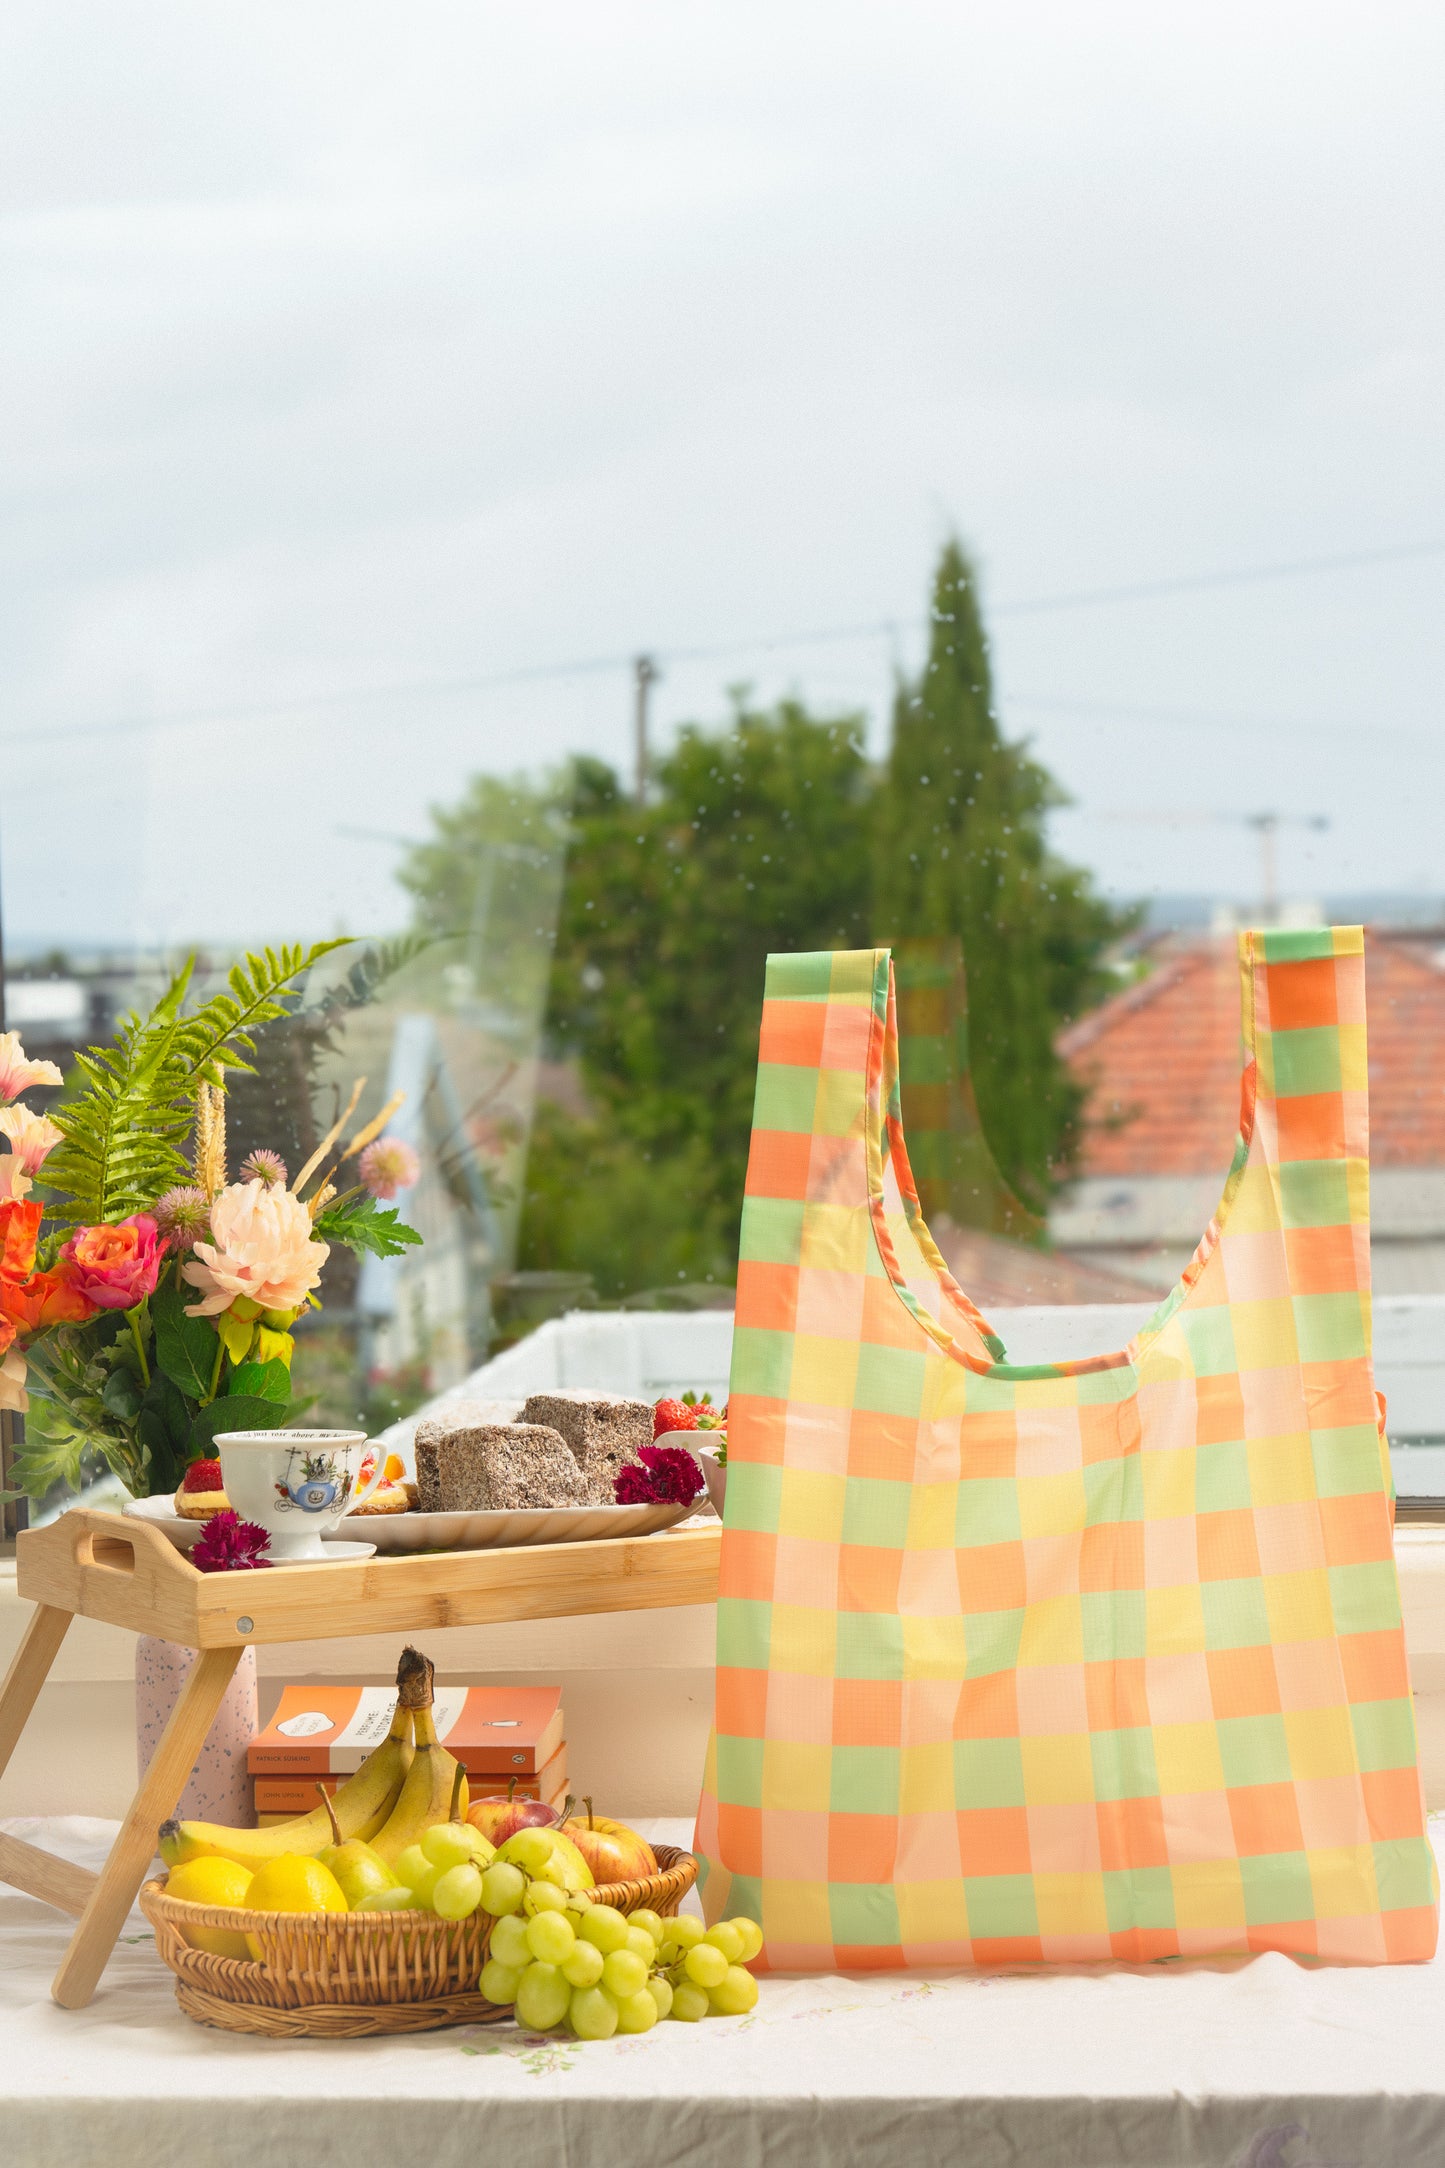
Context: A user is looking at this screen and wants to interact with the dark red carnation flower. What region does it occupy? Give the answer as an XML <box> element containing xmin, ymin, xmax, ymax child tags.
<box><xmin>614</xmin><ymin>1444</ymin><xmax>703</xmax><ymax>1508</ymax></box>
<box><xmin>191</xmin><ymin>1510</ymin><xmax>272</xmax><ymax>1572</ymax></box>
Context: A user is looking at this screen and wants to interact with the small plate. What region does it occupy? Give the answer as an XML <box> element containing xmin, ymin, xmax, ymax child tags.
<box><xmin>121</xmin><ymin>1494</ymin><xmax>375</xmax><ymax>1562</ymax></box>
<box><xmin>270</xmin><ymin>1539</ymin><xmax>376</xmax><ymax>1566</ymax></box>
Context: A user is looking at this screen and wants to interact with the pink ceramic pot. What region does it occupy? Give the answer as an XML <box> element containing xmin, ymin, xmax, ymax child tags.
<box><xmin>135</xmin><ymin>1634</ymin><xmax>258</xmax><ymax>1825</ymax></box>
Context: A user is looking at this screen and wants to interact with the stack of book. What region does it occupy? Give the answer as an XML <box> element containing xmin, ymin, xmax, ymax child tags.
<box><xmin>249</xmin><ymin>1684</ymin><xmax>567</xmax><ymax>1824</ymax></box>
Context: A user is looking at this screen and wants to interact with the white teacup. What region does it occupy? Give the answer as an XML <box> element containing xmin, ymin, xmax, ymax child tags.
<box><xmin>215</xmin><ymin>1430</ymin><xmax>384</xmax><ymax>1560</ymax></box>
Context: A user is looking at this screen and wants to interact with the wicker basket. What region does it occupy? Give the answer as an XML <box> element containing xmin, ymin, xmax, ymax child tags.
<box><xmin>141</xmin><ymin>1842</ymin><xmax>697</xmax><ymax>2037</ymax></box>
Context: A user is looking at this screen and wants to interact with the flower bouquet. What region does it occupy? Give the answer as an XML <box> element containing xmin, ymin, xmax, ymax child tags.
<box><xmin>0</xmin><ymin>943</ymin><xmax>423</xmax><ymax>1505</ymax></box>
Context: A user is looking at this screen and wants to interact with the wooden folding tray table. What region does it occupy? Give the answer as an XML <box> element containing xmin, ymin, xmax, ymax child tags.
<box><xmin>0</xmin><ymin>1507</ymin><xmax>722</xmax><ymax>2009</ymax></box>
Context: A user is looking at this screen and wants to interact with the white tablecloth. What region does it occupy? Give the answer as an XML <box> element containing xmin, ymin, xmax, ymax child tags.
<box><xmin>6</xmin><ymin>1815</ymin><xmax>1445</xmax><ymax>2168</ymax></box>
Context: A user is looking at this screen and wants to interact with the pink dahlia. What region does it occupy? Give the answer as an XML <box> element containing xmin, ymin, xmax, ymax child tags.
<box><xmin>182</xmin><ymin>1178</ymin><xmax>328</xmax><ymax>1317</ymax></box>
<box><xmin>358</xmin><ymin>1136</ymin><xmax>420</xmax><ymax>1201</ymax></box>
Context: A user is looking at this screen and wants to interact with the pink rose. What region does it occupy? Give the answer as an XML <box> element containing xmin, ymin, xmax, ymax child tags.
<box><xmin>61</xmin><ymin>1215</ymin><xmax>163</xmax><ymax>1311</ymax></box>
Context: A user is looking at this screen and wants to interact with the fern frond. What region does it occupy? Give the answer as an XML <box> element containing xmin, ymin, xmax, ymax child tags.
<box><xmin>42</xmin><ymin>938</ymin><xmax>351</xmax><ymax>1226</ymax></box>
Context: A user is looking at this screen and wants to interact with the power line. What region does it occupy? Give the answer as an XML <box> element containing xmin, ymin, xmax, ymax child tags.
<box><xmin>3</xmin><ymin>536</ymin><xmax>1441</xmax><ymax>752</ymax></box>
<box><xmin>989</xmin><ymin>537</ymin><xmax>1445</xmax><ymax>618</ymax></box>
<box><xmin>1005</xmin><ymin>692</ymin><xmax>1424</xmax><ymax>747</ymax></box>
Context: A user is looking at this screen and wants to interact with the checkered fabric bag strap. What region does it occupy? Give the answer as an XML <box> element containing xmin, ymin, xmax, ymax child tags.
<box><xmin>1247</xmin><ymin>922</ymin><xmax>1368</xmax><ymax>1222</ymax></box>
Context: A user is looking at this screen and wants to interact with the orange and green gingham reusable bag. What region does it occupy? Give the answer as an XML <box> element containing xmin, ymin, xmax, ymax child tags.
<box><xmin>694</xmin><ymin>931</ymin><xmax>1438</xmax><ymax>1967</ymax></box>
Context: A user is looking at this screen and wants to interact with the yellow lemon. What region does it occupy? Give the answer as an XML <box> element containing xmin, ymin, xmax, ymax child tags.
<box><xmin>242</xmin><ymin>1852</ymin><xmax>347</xmax><ymax>1961</ymax></box>
<box><xmin>165</xmin><ymin>1855</ymin><xmax>255</xmax><ymax>1961</ymax></box>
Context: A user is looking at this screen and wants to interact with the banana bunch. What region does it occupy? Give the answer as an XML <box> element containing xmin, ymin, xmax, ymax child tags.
<box><xmin>159</xmin><ymin>1646</ymin><xmax>467</xmax><ymax>1870</ymax></box>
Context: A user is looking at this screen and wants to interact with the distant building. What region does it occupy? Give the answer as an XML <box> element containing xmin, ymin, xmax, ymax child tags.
<box><xmin>1052</xmin><ymin>930</ymin><xmax>1445</xmax><ymax>1296</ymax></box>
<box><xmin>2</xmin><ymin>956</ymin><xmax>145</xmax><ymax>1071</ymax></box>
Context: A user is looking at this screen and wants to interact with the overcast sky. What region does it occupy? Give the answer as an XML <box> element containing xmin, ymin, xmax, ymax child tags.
<box><xmin>1</xmin><ymin>1</ymin><xmax>1442</xmax><ymax>954</ymax></box>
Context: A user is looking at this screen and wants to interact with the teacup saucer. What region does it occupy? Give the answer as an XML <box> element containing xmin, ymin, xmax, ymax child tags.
<box><xmin>270</xmin><ymin>1539</ymin><xmax>377</xmax><ymax>1566</ymax></box>
<box><xmin>119</xmin><ymin>1499</ymin><xmax>376</xmax><ymax>1564</ymax></box>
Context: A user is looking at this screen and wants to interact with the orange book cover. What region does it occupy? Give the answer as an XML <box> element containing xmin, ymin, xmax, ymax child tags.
<box><xmin>253</xmin><ymin>1742</ymin><xmax>568</xmax><ymax>1815</ymax></box>
<box><xmin>249</xmin><ymin>1684</ymin><xmax>565</xmax><ymax>1775</ymax></box>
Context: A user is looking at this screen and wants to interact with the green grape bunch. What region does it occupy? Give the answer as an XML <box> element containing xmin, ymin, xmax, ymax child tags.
<box><xmin>475</xmin><ymin>1863</ymin><xmax>762</xmax><ymax>2037</ymax></box>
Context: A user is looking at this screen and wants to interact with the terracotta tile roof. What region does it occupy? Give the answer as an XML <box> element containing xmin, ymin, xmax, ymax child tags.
<box><xmin>1060</xmin><ymin>932</ymin><xmax>1445</xmax><ymax>1176</ymax></box>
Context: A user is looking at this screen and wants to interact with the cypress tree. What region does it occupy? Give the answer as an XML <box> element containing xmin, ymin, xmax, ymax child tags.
<box><xmin>874</xmin><ymin>540</ymin><xmax>1124</xmax><ymax>1206</ymax></box>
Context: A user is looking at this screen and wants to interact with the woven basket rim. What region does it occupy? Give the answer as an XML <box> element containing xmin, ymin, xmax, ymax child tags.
<box><xmin>145</xmin><ymin>1841</ymin><xmax>697</xmax><ymax>1930</ymax></box>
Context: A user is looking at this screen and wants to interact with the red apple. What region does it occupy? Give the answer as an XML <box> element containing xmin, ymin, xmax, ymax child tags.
<box><xmin>562</xmin><ymin>1796</ymin><xmax>657</xmax><ymax>1885</ymax></box>
<box><xmin>467</xmin><ymin>1779</ymin><xmax>563</xmax><ymax>1848</ymax></box>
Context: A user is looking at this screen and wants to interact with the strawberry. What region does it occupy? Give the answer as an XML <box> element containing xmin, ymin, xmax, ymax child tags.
<box><xmin>653</xmin><ymin>1398</ymin><xmax>698</xmax><ymax>1437</ymax></box>
<box><xmin>180</xmin><ymin>1457</ymin><xmax>225</xmax><ymax>1493</ymax></box>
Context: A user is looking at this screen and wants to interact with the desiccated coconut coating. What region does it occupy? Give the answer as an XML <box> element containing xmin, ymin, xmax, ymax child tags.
<box><xmin>412</xmin><ymin>1422</ymin><xmax>444</xmax><ymax>1513</ymax></box>
<box><xmin>520</xmin><ymin>1393</ymin><xmax>652</xmax><ymax>1504</ymax></box>
<box><xmin>434</xmin><ymin>1424</ymin><xmax>588</xmax><ymax>1512</ymax></box>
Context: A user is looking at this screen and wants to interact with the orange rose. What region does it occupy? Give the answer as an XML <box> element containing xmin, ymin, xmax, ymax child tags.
<box><xmin>0</xmin><ymin>1197</ymin><xmax>42</xmax><ymax>1283</ymax></box>
<box><xmin>61</xmin><ymin>1216</ymin><xmax>162</xmax><ymax>1311</ymax></box>
<box><xmin>0</xmin><ymin>1262</ymin><xmax>98</xmax><ymax>1337</ymax></box>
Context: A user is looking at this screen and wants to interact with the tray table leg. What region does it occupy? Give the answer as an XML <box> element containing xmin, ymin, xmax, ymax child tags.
<box><xmin>0</xmin><ymin>1601</ymin><xmax>72</xmax><ymax>1783</ymax></box>
<box><xmin>50</xmin><ymin>1642</ymin><xmax>242</xmax><ymax>2010</ymax></box>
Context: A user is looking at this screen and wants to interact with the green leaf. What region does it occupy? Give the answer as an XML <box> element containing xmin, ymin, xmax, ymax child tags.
<box><xmin>141</xmin><ymin>1368</ymin><xmax>194</xmax><ymax>1452</ymax></box>
<box><xmin>228</xmin><ymin>1359</ymin><xmax>291</xmax><ymax>1406</ymax></box>
<box><xmin>189</xmin><ymin>1395</ymin><xmax>288</xmax><ymax>1454</ymax></box>
<box><xmin>102</xmin><ymin>1367</ymin><xmax>142</xmax><ymax>1423</ymax></box>
<box><xmin>314</xmin><ymin>1190</ymin><xmax>424</xmax><ymax>1259</ymax></box>
<box><xmin>152</xmin><ymin>1279</ymin><xmax>218</xmax><ymax>1400</ymax></box>
<box><xmin>0</xmin><ymin>1417</ymin><xmax>91</xmax><ymax>1505</ymax></box>
<box><xmin>137</xmin><ymin>1401</ymin><xmax>187</xmax><ymax>1497</ymax></box>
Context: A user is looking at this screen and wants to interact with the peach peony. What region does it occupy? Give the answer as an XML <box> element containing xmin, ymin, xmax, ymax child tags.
<box><xmin>0</xmin><ymin>1032</ymin><xmax>63</xmax><ymax>1105</ymax></box>
<box><xmin>182</xmin><ymin>1179</ymin><xmax>329</xmax><ymax>1318</ymax></box>
<box><xmin>0</xmin><ymin>1104</ymin><xmax>63</xmax><ymax>1176</ymax></box>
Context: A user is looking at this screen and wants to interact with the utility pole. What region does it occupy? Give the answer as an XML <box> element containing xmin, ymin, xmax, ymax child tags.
<box><xmin>633</xmin><ymin>654</ymin><xmax>659</xmax><ymax>807</ymax></box>
<box><xmin>1244</xmin><ymin>811</ymin><xmax>1328</xmax><ymax>924</ymax></box>
<box><xmin>1245</xmin><ymin>813</ymin><xmax>1280</xmax><ymax>925</ymax></box>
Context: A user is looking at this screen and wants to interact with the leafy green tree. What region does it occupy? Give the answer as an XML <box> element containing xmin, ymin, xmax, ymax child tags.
<box><xmin>520</xmin><ymin>702</ymin><xmax>874</xmax><ymax>1294</ymax></box>
<box><xmin>873</xmin><ymin>540</ymin><xmax>1127</xmax><ymax>1205</ymax></box>
<box><xmin>408</xmin><ymin>546</ymin><xmax>1127</xmax><ymax>1298</ymax></box>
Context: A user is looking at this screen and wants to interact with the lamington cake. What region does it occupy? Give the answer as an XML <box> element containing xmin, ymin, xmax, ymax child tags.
<box><xmin>426</xmin><ymin>1422</ymin><xmax>588</xmax><ymax>1513</ymax></box>
<box><xmin>520</xmin><ymin>1393</ymin><xmax>652</xmax><ymax>1504</ymax></box>
<box><xmin>412</xmin><ymin>1420</ymin><xmax>445</xmax><ymax>1513</ymax></box>
<box><xmin>411</xmin><ymin>1399</ymin><xmax>524</xmax><ymax>1512</ymax></box>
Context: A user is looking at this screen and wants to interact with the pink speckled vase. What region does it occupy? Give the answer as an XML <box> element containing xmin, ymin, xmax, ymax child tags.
<box><xmin>135</xmin><ymin>1634</ymin><xmax>258</xmax><ymax>1825</ymax></box>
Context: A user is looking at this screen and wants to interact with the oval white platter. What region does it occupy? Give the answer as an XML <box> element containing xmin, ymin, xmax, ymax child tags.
<box><xmin>121</xmin><ymin>1491</ymin><xmax>695</xmax><ymax>1555</ymax></box>
<box><xmin>356</xmin><ymin>1499</ymin><xmax>696</xmax><ymax>1553</ymax></box>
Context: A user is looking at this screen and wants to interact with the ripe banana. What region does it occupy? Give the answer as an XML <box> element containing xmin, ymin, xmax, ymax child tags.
<box><xmin>370</xmin><ymin>1647</ymin><xmax>468</xmax><ymax>1865</ymax></box>
<box><xmin>160</xmin><ymin>1695</ymin><xmax>415</xmax><ymax>1868</ymax></box>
